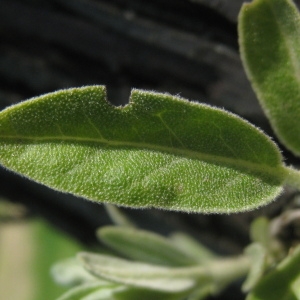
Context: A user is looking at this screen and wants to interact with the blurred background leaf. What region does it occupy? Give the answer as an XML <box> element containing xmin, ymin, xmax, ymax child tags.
<box><xmin>0</xmin><ymin>213</ymin><xmax>83</xmax><ymax>300</ymax></box>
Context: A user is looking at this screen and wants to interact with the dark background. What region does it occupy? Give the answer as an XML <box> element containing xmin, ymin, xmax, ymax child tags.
<box><xmin>1</xmin><ymin>1</ymin><xmax>300</xmax><ymax>299</ymax></box>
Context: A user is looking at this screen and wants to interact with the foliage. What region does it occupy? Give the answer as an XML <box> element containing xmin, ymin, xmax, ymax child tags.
<box><xmin>53</xmin><ymin>224</ymin><xmax>247</xmax><ymax>300</ymax></box>
<box><xmin>1</xmin><ymin>0</ymin><xmax>300</xmax><ymax>299</ymax></box>
<box><xmin>239</xmin><ymin>0</ymin><xmax>300</xmax><ymax>156</ymax></box>
<box><xmin>0</xmin><ymin>86</ymin><xmax>291</xmax><ymax>213</ymax></box>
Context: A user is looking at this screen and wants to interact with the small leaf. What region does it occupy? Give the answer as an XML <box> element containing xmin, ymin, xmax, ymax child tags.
<box><xmin>247</xmin><ymin>245</ymin><xmax>300</xmax><ymax>300</ymax></box>
<box><xmin>186</xmin><ymin>285</ymin><xmax>214</xmax><ymax>300</ymax></box>
<box><xmin>51</xmin><ymin>258</ymin><xmax>98</xmax><ymax>287</ymax></box>
<box><xmin>97</xmin><ymin>226</ymin><xmax>197</xmax><ymax>266</ymax></box>
<box><xmin>239</xmin><ymin>0</ymin><xmax>300</xmax><ymax>156</ymax></box>
<box><xmin>56</xmin><ymin>282</ymin><xmax>118</xmax><ymax>300</ymax></box>
<box><xmin>250</xmin><ymin>217</ymin><xmax>271</xmax><ymax>249</ymax></box>
<box><xmin>104</xmin><ymin>204</ymin><xmax>135</xmax><ymax>227</ymax></box>
<box><xmin>242</xmin><ymin>243</ymin><xmax>267</xmax><ymax>292</ymax></box>
<box><xmin>170</xmin><ymin>232</ymin><xmax>217</xmax><ymax>264</ymax></box>
<box><xmin>77</xmin><ymin>252</ymin><xmax>206</xmax><ymax>292</ymax></box>
<box><xmin>0</xmin><ymin>86</ymin><xmax>287</xmax><ymax>213</ymax></box>
<box><xmin>113</xmin><ymin>286</ymin><xmax>189</xmax><ymax>300</ymax></box>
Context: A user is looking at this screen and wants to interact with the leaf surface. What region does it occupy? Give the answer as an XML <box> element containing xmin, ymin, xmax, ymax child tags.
<box><xmin>51</xmin><ymin>258</ymin><xmax>97</xmax><ymax>287</ymax></box>
<box><xmin>0</xmin><ymin>86</ymin><xmax>286</xmax><ymax>212</ymax></box>
<box><xmin>56</xmin><ymin>282</ymin><xmax>118</xmax><ymax>300</ymax></box>
<box><xmin>98</xmin><ymin>226</ymin><xmax>197</xmax><ymax>266</ymax></box>
<box><xmin>250</xmin><ymin>217</ymin><xmax>271</xmax><ymax>249</ymax></box>
<box><xmin>242</xmin><ymin>243</ymin><xmax>267</xmax><ymax>292</ymax></box>
<box><xmin>170</xmin><ymin>233</ymin><xmax>217</xmax><ymax>264</ymax></box>
<box><xmin>113</xmin><ymin>286</ymin><xmax>189</xmax><ymax>300</ymax></box>
<box><xmin>77</xmin><ymin>252</ymin><xmax>202</xmax><ymax>292</ymax></box>
<box><xmin>239</xmin><ymin>0</ymin><xmax>300</xmax><ymax>156</ymax></box>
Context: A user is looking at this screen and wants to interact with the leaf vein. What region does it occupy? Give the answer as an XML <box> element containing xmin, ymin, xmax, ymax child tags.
<box><xmin>0</xmin><ymin>134</ymin><xmax>285</xmax><ymax>181</ymax></box>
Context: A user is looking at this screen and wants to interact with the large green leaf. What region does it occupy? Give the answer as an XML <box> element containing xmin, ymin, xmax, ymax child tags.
<box><xmin>0</xmin><ymin>86</ymin><xmax>287</xmax><ymax>213</ymax></box>
<box><xmin>239</xmin><ymin>0</ymin><xmax>300</xmax><ymax>156</ymax></box>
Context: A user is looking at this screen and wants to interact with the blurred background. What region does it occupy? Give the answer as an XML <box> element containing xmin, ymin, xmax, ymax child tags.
<box><xmin>0</xmin><ymin>0</ymin><xmax>299</xmax><ymax>299</ymax></box>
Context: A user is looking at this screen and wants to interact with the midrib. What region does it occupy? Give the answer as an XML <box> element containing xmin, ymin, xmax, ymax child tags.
<box><xmin>0</xmin><ymin>134</ymin><xmax>285</xmax><ymax>181</ymax></box>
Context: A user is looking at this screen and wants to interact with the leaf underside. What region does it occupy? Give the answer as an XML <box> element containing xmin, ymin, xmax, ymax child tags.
<box><xmin>78</xmin><ymin>252</ymin><xmax>199</xmax><ymax>292</ymax></box>
<box><xmin>239</xmin><ymin>0</ymin><xmax>300</xmax><ymax>156</ymax></box>
<box><xmin>97</xmin><ymin>226</ymin><xmax>197</xmax><ymax>267</ymax></box>
<box><xmin>0</xmin><ymin>86</ymin><xmax>285</xmax><ymax>213</ymax></box>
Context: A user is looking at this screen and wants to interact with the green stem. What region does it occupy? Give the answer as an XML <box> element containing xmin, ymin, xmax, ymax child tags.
<box><xmin>283</xmin><ymin>166</ymin><xmax>300</xmax><ymax>190</ymax></box>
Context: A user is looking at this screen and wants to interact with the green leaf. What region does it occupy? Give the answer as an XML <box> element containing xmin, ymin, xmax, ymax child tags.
<box><xmin>104</xmin><ymin>204</ymin><xmax>135</xmax><ymax>227</ymax></box>
<box><xmin>113</xmin><ymin>286</ymin><xmax>189</xmax><ymax>300</ymax></box>
<box><xmin>250</xmin><ymin>217</ymin><xmax>271</xmax><ymax>249</ymax></box>
<box><xmin>239</xmin><ymin>0</ymin><xmax>300</xmax><ymax>156</ymax></box>
<box><xmin>60</xmin><ymin>284</ymin><xmax>190</xmax><ymax>300</ymax></box>
<box><xmin>56</xmin><ymin>282</ymin><xmax>118</xmax><ymax>300</ymax></box>
<box><xmin>242</xmin><ymin>243</ymin><xmax>267</xmax><ymax>292</ymax></box>
<box><xmin>51</xmin><ymin>258</ymin><xmax>98</xmax><ymax>287</ymax></box>
<box><xmin>77</xmin><ymin>252</ymin><xmax>206</xmax><ymax>292</ymax></box>
<box><xmin>0</xmin><ymin>86</ymin><xmax>287</xmax><ymax>213</ymax></box>
<box><xmin>186</xmin><ymin>285</ymin><xmax>214</xmax><ymax>300</ymax></box>
<box><xmin>97</xmin><ymin>226</ymin><xmax>197</xmax><ymax>266</ymax></box>
<box><xmin>170</xmin><ymin>232</ymin><xmax>217</xmax><ymax>264</ymax></box>
<box><xmin>247</xmin><ymin>245</ymin><xmax>300</xmax><ymax>300</ymax></box>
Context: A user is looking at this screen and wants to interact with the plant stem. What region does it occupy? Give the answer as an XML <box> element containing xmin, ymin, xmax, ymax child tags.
<box><xmin>283</xmin><ymin>166</ymin><xmax>300</xmax><ymax>190</ymax></box>
<box><xmin>180</xmin><ymin>254</ymin><xmax>251</xmax><ymax>294</ymax></box>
